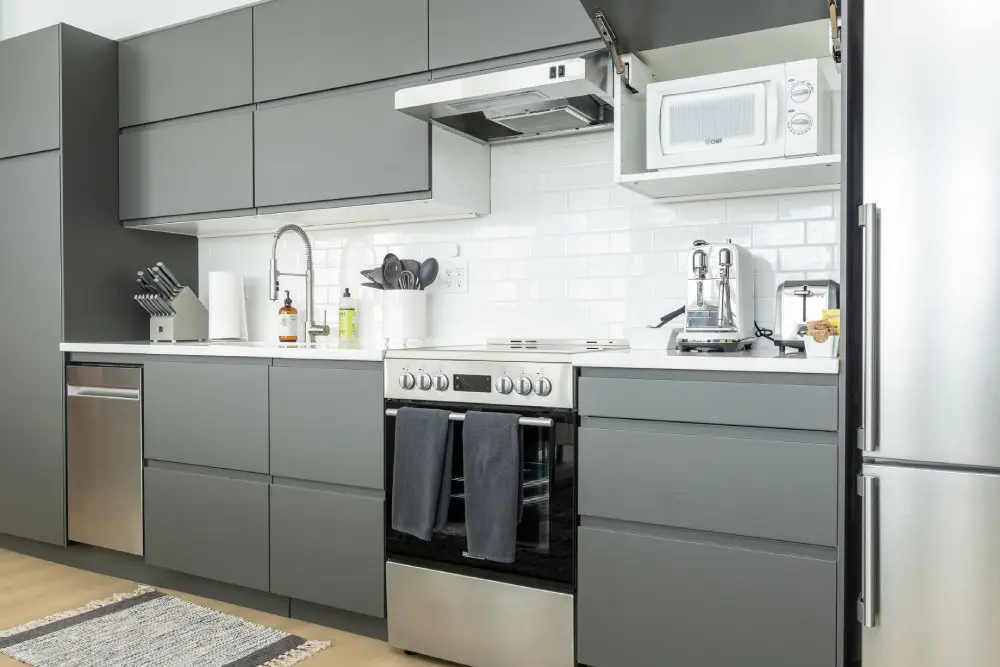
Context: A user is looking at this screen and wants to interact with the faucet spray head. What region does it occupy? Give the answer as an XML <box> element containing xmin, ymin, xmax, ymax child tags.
<box><xmin>269</xmin><ymin>258</ymin><xmax>280</xmax><ymax>301</ymax></box>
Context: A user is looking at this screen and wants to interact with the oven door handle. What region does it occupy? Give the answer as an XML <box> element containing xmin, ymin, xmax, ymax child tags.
<box><xmin>385</xmin><ymin>408</ymin><xmax>553</xmax><ymax>428</ymax></box>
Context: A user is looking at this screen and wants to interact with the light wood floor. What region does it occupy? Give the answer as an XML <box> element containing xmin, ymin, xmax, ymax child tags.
<box><xmin>0</xmin><ymin>548</ymin><xmax>449</xmax><ymax>666</ymax></box>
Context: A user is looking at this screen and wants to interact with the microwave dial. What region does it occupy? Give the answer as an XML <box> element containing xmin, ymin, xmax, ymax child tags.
<box><xmin>789</xmin><ymin>81</ymin><xmax>814</xmax><ymax>103</ymax></box>
<box><xmin>788</xmin><ymin>113</ymin><xmax>814</xmax><ymax>135</ymax></box>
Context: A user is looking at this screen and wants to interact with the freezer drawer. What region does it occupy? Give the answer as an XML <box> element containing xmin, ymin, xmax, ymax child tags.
<box><xmin>861</xmin><ymin>464</ymin><xmax>1000</xmax><ymax>667</ymax></box>
<box><xmin>66</xmin><ymin>365</ymin><xmax>143</xmax><ymax>556</ymax></box>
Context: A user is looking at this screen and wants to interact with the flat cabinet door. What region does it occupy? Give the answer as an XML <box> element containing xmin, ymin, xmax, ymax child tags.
<box><xmin>118</xmin><ymin>9</ymin><xmax>253</xmax><ymax>127</ymax></box>
<box><xmin>429</xmin><ymin>0</ymin><xmax>599</xmax><ymax>70</ymax></box>
<box><xmin>269</xmin><ymin>366</ymin><xmax>383</xmax><ymax>489</ymax></box>
<box><xmin>577</xmin><ymin>525</ymin><xmax>836</xmax><ymax>667</ymax></box>
<box><xmin>861</xmin><ymin>464</ymin><xmax>1000</xmax><ymax>667</ymax></box>
<box><xmin>254</xmin><ymin>81</ymin><xmax>429</xmax><ymax>208</ymax></box>
<box><xmin>119</xmin><ymin>111</ymin><xmax>254</xmax><ymax>221</ymax></box>
<box><xmin>270</xmin><ymin>484</ymin><xmax>385</xmax><ymax>617</ymax></box>
<box><xmin>144</xmin><ymin>361</ymin><xmax>269</xmax><ymax>473</ymax></box>
<box><xmin>0</xmin><ymin>153</ymin><xmax>65</xmax><ymax>545</ymax></box>
<box><xmin>144</xmin><ymin>467</ymin><xmax>269</xmax><ymax>591</ymax></box>
<box><xmin>0</xmin><ymin>26</ymin><xmax>60</xmax><ymax>159</ymax></box>
<box><xmin>253</xmin><ymin>0</ymin><xmax>428</xmax><ymax>102</ymax></box>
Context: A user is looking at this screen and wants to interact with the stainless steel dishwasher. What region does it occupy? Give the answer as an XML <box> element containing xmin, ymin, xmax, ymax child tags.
<box><xmin>67</xmin><ymin>364</ymin><xmax>143</xmax><ymax>555</ymax></box>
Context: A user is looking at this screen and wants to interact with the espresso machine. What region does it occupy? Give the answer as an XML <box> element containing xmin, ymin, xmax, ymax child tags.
<box><xmin>677</xmin><ymin>239</ymin><xmax>755</xmax><ymax>352</ymax></box>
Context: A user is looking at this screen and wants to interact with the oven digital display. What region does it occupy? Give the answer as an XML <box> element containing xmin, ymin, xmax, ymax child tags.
<box><xmin>453</xmin><ymin>374</ymin><xmax>491</xmax><ymax>393</ymax></box>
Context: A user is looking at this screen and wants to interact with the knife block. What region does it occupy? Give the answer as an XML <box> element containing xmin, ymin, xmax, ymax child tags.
<box><xmin>149</xmin><ymin>287</ymin><xmax>209</xmax><ymax>342</ymax></box>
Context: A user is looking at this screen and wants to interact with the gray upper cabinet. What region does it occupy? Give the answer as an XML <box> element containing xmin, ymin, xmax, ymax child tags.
<box><xmin>120</xmin><ymin>110</ymin><xmax>254</xmax><ymax>221</ymax></box>
<box><xmin>253</xmin><ymin>0</ymin><xmax>428</xmax><ymax>103</ymax></box>
<box><xmin>429</xmin><ymin>0</ymin><xmax>599</xmax><ymax>70</ymax></box>
<box><xmin>118</xmin><ymin>9</ymin><xmax>253</xmax><ymax>128</ymax></box>
<box><xmin>0</xmin><ymin>26</ymin><xmax>60</xmax><ymax>160</ymax></box>
<box><xmin>269</xmin><ymin>364</ymin><xmax>384</xmax><ymax>489</ymax></box>
<box><xmin>254</xmin><ymin>79</ymin><xmax>430</xmax><ymax>209</ymax></box>
<box><xmin>144</xmin><ymin>361</ymin><xmax>269</xmax><ymax>473</ymax></box>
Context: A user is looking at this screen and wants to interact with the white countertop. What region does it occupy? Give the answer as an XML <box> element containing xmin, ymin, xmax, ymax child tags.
<box><xmin>572</xmin><ymin>346</ymin><xmax>839</xmax><ymax>374</ymax></box>
<box><xmin>60</xmin><ymin>341</ymin><xmax>385</xmax><ymax>362</ymax></box>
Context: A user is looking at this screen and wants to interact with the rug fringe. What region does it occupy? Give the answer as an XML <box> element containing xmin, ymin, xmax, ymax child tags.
<box><xmin>258</xmin><ymin>640</ymin><xmax>331</xmax><ymax>667</ymax></box>
<box><xmin>0</xmin><ymin>585</ymin><xmax>155</xmax><ymax>638</ymax></box>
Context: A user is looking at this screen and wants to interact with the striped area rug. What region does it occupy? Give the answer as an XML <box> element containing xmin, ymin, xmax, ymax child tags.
<box><xmin>0</xmin><ymin>586</ymin><xmax>329</xmax><ymax>667</ymax></box>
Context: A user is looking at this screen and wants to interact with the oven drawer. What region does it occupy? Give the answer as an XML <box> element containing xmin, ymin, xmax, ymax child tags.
<box><xmin>579</xmin><ymin>421</ymin><xmax>838</xmax><ymax>546</ymax></box>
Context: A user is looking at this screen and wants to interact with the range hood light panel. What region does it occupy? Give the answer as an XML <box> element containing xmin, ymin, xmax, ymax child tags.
<box><xmin>447</xmin><ymin>90</ymin><xmax>550</xmax><ymax>115</ymax></box>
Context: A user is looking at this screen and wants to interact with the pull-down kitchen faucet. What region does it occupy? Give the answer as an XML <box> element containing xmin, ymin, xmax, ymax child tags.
<box><xmin>269</xmin><ymin>224</ymin><xmax>330</xmax><ymax>342</ymax></box>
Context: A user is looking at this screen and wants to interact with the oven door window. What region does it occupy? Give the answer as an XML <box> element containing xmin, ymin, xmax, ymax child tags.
<box><xmin>386</xmin><ymin>405</ymin><xmax>575</xmax><ymax>586</ymax></box>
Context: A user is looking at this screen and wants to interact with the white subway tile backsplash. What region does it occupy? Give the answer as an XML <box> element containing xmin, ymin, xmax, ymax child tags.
<box><xmin>199</xmin><ymin>133</ymin><xmax>840</xmax><ymax>343</ymax></box>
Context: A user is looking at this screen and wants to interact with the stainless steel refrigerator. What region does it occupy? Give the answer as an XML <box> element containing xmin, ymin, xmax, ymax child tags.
<box><xmin>860</xmin><ymin>1</ymin><xmax>1000</xmax><ymax>666</ymax></box>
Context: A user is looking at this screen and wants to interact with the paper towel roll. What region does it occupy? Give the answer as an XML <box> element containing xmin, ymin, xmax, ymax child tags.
<box><xmin>208</xmin><ymin>271</ymin><xmax>248</xmax><ymax>340</ymax></box>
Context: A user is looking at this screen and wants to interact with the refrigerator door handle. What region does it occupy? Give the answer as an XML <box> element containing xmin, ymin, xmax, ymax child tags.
<box><xmin>859</xmin><ymin>203</ymin><xmax>879</xmax><ymax>453</ymax></box>
<box><xmin>859</xmin><ymin>474</ymin><xmax>879</xmax><ymax>628</ymax></box>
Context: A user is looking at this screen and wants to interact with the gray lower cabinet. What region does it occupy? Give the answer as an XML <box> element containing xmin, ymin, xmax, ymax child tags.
<box><xmin>577</xmin><ymin>524</ymin><xmax>836</xmax><ymax>667</ymax></box>
<box><xmin>0</xmin><ymin>26</ymin><xmax>60</xmax><ymax>159</ymax></box>
<box><xmin>269</xmin><ymin>364</ymin><xmax>383</xmax><ymax>489</ymax></box>
<box><xmin>253</xmin><ymin>0</ymin><xmax>428</xmax><ymax>102</ymax></box>
<box><xmin>144</xmin><ymin>466</ymin><xmax>269</xmax><ymax>591</ymax></box>
<box><xmin>254</xmin><ymin>80</ymin><xmax>430</xmax><ymax>208</ymax></box>
<box><xmin>429</xmin><ymin>0</ymin><xmax>599</xmax><ymax>70</ymax></box>
<box><xmin>118</xmin><ymin>9</ymin><xmax>253</xmax><ymax>127</ymax></box>
<box><xmin>119</xmin><ymin>110</ymin><xmax>254</xmax><ymax>221</ymax></box>
<box><xmin>144</xmin><ymin>361</ymin><xmax>269</xmax><ymax>473</ymax></box>
<box><xmin>270</xmin><ymin>483</ymin><xmax>385</xmax><ymax>617</ymax></box>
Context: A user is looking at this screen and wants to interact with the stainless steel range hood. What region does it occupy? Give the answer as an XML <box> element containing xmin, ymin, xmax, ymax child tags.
<box><xmin>395</xmin><ymin>52</ymin><xmax>613</xmax><ymax>143</ymax></box>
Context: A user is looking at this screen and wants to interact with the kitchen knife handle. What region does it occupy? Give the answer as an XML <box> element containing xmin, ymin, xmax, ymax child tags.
<box><xmin>859</xmin><ymin>203</ymin><xmax>879</xmax><ymax>453</ymax></box>
<box><xmin>156</xmin><ymin>262</ymin><xmax>182</xmax><ymax>290</ymax></box>
<box><xmin>859</xmin><ymin>474</ymin><xmax>879</xmax><ymax>628</ymax></box>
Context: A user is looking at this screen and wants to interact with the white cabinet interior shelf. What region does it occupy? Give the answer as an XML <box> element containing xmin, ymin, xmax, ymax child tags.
<box><xmin>614</xmin><ymin>20</ymin><xmax>842</xmax><ymax>203</ymax></box>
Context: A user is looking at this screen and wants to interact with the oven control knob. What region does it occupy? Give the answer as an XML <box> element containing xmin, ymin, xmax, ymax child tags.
<box><xmin>398</xmin><ymin>372</ymin><xmax>416</xmax><ymax>390</ymax></box>
<box><xmin>434</xmin><ymin>374</ymin><xmax>449</xmax><ymax>391</ymax></box>
<box><xmin>496</xmin><ymin>376</ymin><xmax>514</xmax><ymax>394</ymax></box>
<box><xmin>418</xmin><ymin>373</ymin><xmax>433</xmax><ymax>391</ymax></box>
<box><xmin>788</xmin><ymin>112</ymin><xmax>813</xmax><ymax>135</ymax></box>
<box><xmin>514</xmin><ymin>376</ymin><xmax>533</xmax><ymax>396</ymax></box>
<box><xmin>789</xmin><ymin>81</ymin><xmax>814</xmax><ymax>103</ymax></box>
<box><xmin>534</xmin><ymin>377</ymin><xmax>553</xmax><ymax>397</ymax></box>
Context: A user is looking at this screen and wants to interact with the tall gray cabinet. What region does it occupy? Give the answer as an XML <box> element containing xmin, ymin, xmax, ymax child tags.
<box><xmin>0</xmin><ymin>25</ymin><xmax>196</xmax><ymax>546</ymax></box>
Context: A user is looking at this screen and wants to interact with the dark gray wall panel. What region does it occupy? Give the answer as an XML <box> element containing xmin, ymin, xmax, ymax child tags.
<box><xmin>429</xmin><ymin>0</ymin><xmax>599</xmax><ymax>70</ymax></box>
<box><xmin>253</xmin><ymin>0</ymin><xmax>428</xmax><ymax>102</ymax></box>
<box><xmin>144</xmin><ymin>361</ymin><xmax>269</xmax><ymax>473</ymax></box>
<box><xmin>254</xmin><ymin>80</ymin><xmax>430</xmax><ymax>207</ymax></box>
<box><xmin>119</xmin><ymin>9</ymin><xmax>253</xmax><ymax>127</ymax></box>
<box><xmin>579</xmin><ymin>424</ymin><xmax>838</xmax><ymax>545</ymax></box>
<box><xmin>0</xmin><ymin>26</ymin><xmax>60</xmax><ymax>159</ymax></box>
<box><xmin>270</xmin><ymin>484</ymin><xmax>385</xmax><ymax>617</ymax></box>
<box><xmin>269</xmin><ymin>366</ymin><xmax>384</xmax><ymax>489</ymax></box>
<box><xmin>120</xmin><ymin>110</ymin><xmax>254</xmax><ymax>220</ymax></box>
<box><xmin>0</xmin><ymin>152</ymin><xmax>65</xmax><ymax>545</ymax></box>
<box><xmin>144</xmin><ymin>466</ymin><xmax>269</xmax><ymax>591</ymax></box>
<box><xmin>578</xmin><ymin>524</ymin><xmax>836</xmax><ymax>667</ymax></box>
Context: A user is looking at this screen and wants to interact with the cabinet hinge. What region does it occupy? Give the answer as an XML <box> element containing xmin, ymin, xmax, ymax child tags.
<box><xmin>857</xmin><ymin>596</ymin><xmax>866</xmax><ymax>623</ymax></box>
<box><xmin>856</xmin><ymin>426</ymin><xmax>865</xmax><ymax>449</ymax></box>
<box><xmin>829</xmin><ymin>0</ymin><xmax>843</xmax><ymax>65</ymax></box>
<box><xmin>593</xmin><ymin>10</ymin><xmax>637</xmax><ymax>95</ymax></box>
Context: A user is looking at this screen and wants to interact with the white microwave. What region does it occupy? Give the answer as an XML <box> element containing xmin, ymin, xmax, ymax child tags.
<box><xmin>645</xmin><ymin>59</ymin><xmax>831</xmax><ymax>170</ymax></box>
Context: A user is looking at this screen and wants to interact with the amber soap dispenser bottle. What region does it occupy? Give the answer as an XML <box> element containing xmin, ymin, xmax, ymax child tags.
<box><xmin>278</xmin><ymin>290</ymin><xmax>298</xmax><ymax>343</ymax></box>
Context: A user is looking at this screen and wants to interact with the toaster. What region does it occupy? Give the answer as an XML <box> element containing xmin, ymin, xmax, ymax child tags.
<box><xmin>774</xmin><ymin>280</ymin><xmax>840</xmax><ymax>352</ymax></box>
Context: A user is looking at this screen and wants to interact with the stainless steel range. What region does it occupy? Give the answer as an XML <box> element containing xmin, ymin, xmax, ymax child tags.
<box><xmin>383</xmin><ymin>339</ymin><xmax>623</xmax><ymax>667</ymax></box>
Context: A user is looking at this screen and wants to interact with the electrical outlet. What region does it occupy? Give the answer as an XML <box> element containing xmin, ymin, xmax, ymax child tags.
<box><xmin>439</xmin><ymin>262</ymin><xmax>468</xmax><ymax>294</ymax></box>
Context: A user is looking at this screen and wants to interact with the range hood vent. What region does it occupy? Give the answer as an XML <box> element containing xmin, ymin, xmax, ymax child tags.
<box><xmin>396</xmin><ymin>52</ymin><xmax>614</xmax><ymax>143</ymax></box>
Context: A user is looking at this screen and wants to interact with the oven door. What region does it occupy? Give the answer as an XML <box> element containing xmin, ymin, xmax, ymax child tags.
<box><xmin>385</xmin><ymin>399</ymin><xmax>576</xmax><ymax>589</ymax></box>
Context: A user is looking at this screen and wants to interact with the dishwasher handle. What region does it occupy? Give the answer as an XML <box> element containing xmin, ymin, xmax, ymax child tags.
<box><xmin>67</xmin><ymin>385</ymin><xmax>141</xmax><ymax>401</ymax></box>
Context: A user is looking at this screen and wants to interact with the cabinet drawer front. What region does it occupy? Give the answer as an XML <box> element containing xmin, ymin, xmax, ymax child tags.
<box><xmin>269</xmin><ymin>366</ymin><xmax>383</xmax><ymax>488</ymax></box>
<box><xmin>254</xmin><ymin>82</ymin><xmax>430</xmax><ymax>208</ymax></box>
<box><xmin>578</xmin><ymin>373</ymin><xmax>838</xmax><ymax>430</ymax></box>
<box><xmin>270</xmin><ymin>484</ymin><xmax>385</xmax><ymax>617</ymax></box>
<box><xmin>120</xmin><ymin>111</ymin><xmax>254</xmax><ymax>221</ymax></box>
<box><xmin>144</xmin><ymin>361</ymin><xmax>269</xmax><ymax>473</ymax></box>
<box><xmin>253</xmin><ymin>0</ymin><xmax>428</xmax><ymax>102</ymax></box>
<box><xmin>0</xmin><ymin>27</ymin><xmax>60</xmax><ymax>159</ymax></box>
<box><xmin>119</xmin><ymin>9</ymin><xmax>253</xmax><ymax>127</ymax></box>
<box><xmin>579</xmin><ymin>424</ymin><xmax>837</xmax><ymax>545</ymax></box>
<box><xmin>578</xmin><ymin>525</ymin><xmax>836</xmax><ymax>667</ymax></box>
<box><xmin>144</xmin><ymin>467</ymin><xmax>269</xmax><ymax>591</ymax></box>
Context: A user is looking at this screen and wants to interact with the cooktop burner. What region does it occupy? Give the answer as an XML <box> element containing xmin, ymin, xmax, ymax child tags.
<box><xmin>386</xmin><ymin>338</ymin><xmax>626</xmax><ymax>362</ymax></box>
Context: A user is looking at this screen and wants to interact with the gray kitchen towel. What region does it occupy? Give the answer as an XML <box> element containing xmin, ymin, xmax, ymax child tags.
<box><xmin>391</xmin><ymin>407</ymin><xmax>454</xmax><ymax>540</ymax></box>
<box><xmin>463</xmin><ymin>411</ymin><xmax>522</xmax><ymax>563</ymax></box>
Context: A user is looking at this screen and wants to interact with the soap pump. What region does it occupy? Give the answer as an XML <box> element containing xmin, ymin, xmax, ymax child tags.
<box><xmin>278</xmin><ymin>290</ymin><xmax>298</xmax><ymax>343</ymax></box>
